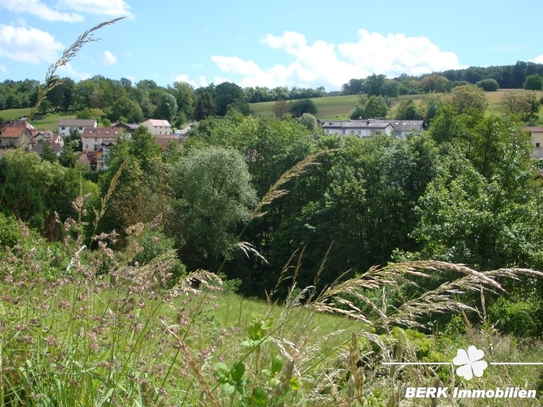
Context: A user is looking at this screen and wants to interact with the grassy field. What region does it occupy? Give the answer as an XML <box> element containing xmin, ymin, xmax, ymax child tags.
<box><xmin>0</xmin><ymin>108</ymin><xmax>75</xmax><ymax>130</ymax></box>
<box><xmin>249</xmin><ymin>90</ymin><xmax>543</xmax><ymax>122</ymax></box>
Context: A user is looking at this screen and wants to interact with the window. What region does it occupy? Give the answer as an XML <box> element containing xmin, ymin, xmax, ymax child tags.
<box><xmin>61</xmin><ymin>127</ymin><xmax>65</xmax><ymax>130</ymax></box>
<box><xmin>537</xmin><ymin>142</ymin><xmax>541</xmax><ymax>148</ymax></box>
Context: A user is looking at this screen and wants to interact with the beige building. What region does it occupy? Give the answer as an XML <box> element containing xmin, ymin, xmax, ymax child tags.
<box><xmin>81</xmin><ymin>127</ymin><xmax>123</xmax><ymax>152</ymax></box>
<box><xmin>140</xmin><ymin>119</ymin><xmax>172</xmax><ymax>135</ymax></box>
<box><xmin>523</xmin><ymin>127</ymin><xmax>543</xmax><ymax>159</ymax></box>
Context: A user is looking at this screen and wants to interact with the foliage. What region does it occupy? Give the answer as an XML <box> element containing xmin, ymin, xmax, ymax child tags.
<box><xmin>169</xmin><ymin>146</ymin><xmax>257</xmax><ymax>270</ymax></box>
<box><xmin>523</xmin><ymin>74</ymin><xmax>543</xmax><ymax>91</ymax></box>
<box><xmin>273</xmin><ymin>98</ymin><xmax>289</xmax><ymax>118</ymax></box>
<box><xmin>299</xmin><ymin>112</ymin><xmax>317</xmax><ymax>130</ymax></box>
<box><xmin>394</xmin><ymin>98</ymin><xmax>422</xmax><ymax>120</ymax></box>
<box><xmin>448</xmin><ymin>84</ymin><xmax>489</xmax><ymax>114</ymax></box>
<box><xmin>289</xmin><ymin>98</ymin><xmax>318</xmax><ymax>117</ymax></box>
<box><xmin>349</xmin><ymin>94</ymin><xmax>388</xmax><ymax>119</ymax></box>
<box><xmin>500</xmin><ymin>90</ymin><xmax>540</xmax><ymax>121</ymax></box>
<box><xmin>476</xmin><ymin>78</ymin><xmax>499</xmax><ymax>91</ymax></box>
<box><xmin>194</xmin><ymin>90</ymin><xmax>216</xmax><ymax>121</ymax></box>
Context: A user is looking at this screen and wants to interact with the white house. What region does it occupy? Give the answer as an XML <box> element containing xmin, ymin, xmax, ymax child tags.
<box><xmin>321</xmin><ymin>119</ymin><xmax>424</xmax><ymax>138</ymax></box>
<box><xmin>322</xmin><ymin>119</ymin><xmax>394</xmax><ymax>137</ymax></box>
<box><xmin>58</xmin><ymin>119</ymin><xmax>97</xmax><ymax>137</ymax></box>
<box><xmin>140</xmin><ymin>119</ymin><xmax>172</xmax><ymax>135</ymax></box>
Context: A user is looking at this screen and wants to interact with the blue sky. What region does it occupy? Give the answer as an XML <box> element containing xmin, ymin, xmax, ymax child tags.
<box><xmin>1</xmin><ymin>0</ymin><xmax>543</xmax><ymax>91</ymax></box>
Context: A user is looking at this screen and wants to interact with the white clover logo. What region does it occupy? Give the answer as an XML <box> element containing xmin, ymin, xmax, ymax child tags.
<box><xmin>453</xmin><ymin>345</ymin><xmax>488</xmax><ymax>380</ymax></box>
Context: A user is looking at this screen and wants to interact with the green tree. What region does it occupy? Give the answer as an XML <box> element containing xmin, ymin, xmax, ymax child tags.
<box><xmin>364</xmin><ymin>95</ymin><xmax>388</xmax><ymax>118</ymax></box>
<box><xmin>395</xmin><ymin>99</ymin><xmax>420</xmax><ymax>120</ymax></box>
<box><xmin>476</xmin><ymin>78</ymin><xmax>499</xmax><ymax>91</ymax></box>
<box><xmin>169</xmin><ymin>81</ymin><xmax>195</xmax><ymax>121</ymax></box>
<box><xmin>420</xmin><ymin>75</ymin><xmax>451</xmax><ymax>93</ymax></box>
<box><xmin>156</xmin><ymin>93</ymin><xmax>178</xmax><ymax>122</ymax></box>
<box><xmin>169</xmin><ymin>147</ymin><xmax>257</xmax><ymax>270</ymax></box>
<box><xmin>40</xmin><ymin>142</ymin><xmax>57</xmax><ymax>163</ymax></box>
<box><xmin>109</xmin><ymin>96</ymin><xmax>144</xmax><ymax>123</ymax></box>
<box><xmin>500</xmin><ymin>90</ymin><xmax>540</xmax><ymax>121</ymax></box>
<box><xmin>448</xmin><ymin>84</ymin><xmax>488</xmax><ymax>114</ymax></box>
<box><xmin>273</xmin><ymin>98</ymin><xmax>289</xmax><ymax>118</ymax></box>
<box><xmin>289</xmin><ymin>99</ymin><xmax>318</xmax><ymax>117</ymax></box>
<box><xmin>523</xmin><ymin>74</ymin><xmax>543</xmax><ymax>91</ymax></box>
<box><xmin>214</xmin><ymin>82</ymin><xmax>248</xmax><ymax>116</ymax></box>
<box><xmin>300</xmin><ymin>113</ymin><xmax>317</xmax><ymax>130</ymax></box>
<box><xmin>59</xmin><ymin>142</ymin><xmax>77</xmax><ymax>168</ymax></box>
<box><xmin>193</xmin><ymin>90</ymin><xmax>216</xmax><ymax>121</ymax></box>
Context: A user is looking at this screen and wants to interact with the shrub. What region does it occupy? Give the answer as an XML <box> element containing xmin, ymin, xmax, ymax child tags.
<box><xmin>488</xmin><ymin>296</ymin><xmax>543</xmax><ymax>337</ymax></box>
<box><xmin>476</xmin><ymin>78</ymin><xmax>499</xmax><ymax>91</ymax></box>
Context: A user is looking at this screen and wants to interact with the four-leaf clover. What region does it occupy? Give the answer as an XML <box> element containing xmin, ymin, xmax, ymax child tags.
<box><xmin>453</xmin><ymin>345</ymin><xmax>488</xmax><ymax>380</ymax></box>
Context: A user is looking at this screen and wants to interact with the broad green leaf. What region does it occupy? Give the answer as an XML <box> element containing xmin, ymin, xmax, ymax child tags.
<box><xmin>214</xmin><ymin>362</ymin><xmax>230</xmax><ymax>382</ymax></box>
<box><xmin>231</xmin><ymin>361</ymin><xmax>245</xmax><ymax>382</ymax></box>
<box><xmin>220</xmin><ymin>382</ymin><xmax>236</xmax><ymax>396</ymax></box>
<box><xmin>271</xmin><ymin>354</ymin><xmax>283</xmax><ymax>374</ymax></box>
<box><xmin>251</xmin><ymin>386</ymin><xmax>268</xmax><ymax>406</ymax></box>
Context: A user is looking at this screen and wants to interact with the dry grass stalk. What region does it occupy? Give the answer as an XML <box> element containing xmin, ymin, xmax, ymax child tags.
<box><xmin>29</xmin><ymin>17</ymin><xmax>125</xmax><ymax>120</ymax></box>
<box><xmin>93</xmin><ymin>159</ymin><xmax>127</xmax><ymax>234</ymax></box>
<box><xmin>251</xmin><ymin>150</ymin><xmax>337</xmax><ymax>220</ymax></box>
<box><xmin>347</xmin><ymin>332</ymin><xmax>364</xmax><ymax>405</ymax></box>
<box><xmin>161</xmin><ymin>320</ymin><xmax>221</xmax><ymax>407</ymax></box>
<box><xmin>306</xmin><ymin>260</ymin><xmax>543</xmax><ymax>332</ymax></box>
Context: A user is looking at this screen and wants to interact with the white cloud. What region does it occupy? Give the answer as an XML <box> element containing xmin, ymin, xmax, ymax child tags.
<box><xmin>102</xmin><ymin>50</ymin><xmax>117</xmax><ymax>65</ymax></box>
<box><xmin>174</xmin><ymin>74</ymin><xmax>197</xmax><ymax>88</ymax></box>
<box><xmin>62</xmin><ymin>0</ymin><xmax>133</xmax><ymax>18</ymax></box>
<box><xmin>0</xmin><ymin>24</ymin><xmax>64</xmax><ymax>63</ymax></box>
<box><xmin>0</xmin><ymin>0</ymin><xmax>83</xmax><ymax>22</ymax></box>
<box><xmin>212</xmin><ymin>29</ymin><xmax>464</xmax><ymax>90</ymax></box>
<box><xmin>531</xmin><ymin>55</ymin><xmax>543</xmax><ymax>64</ymax></box>
<box><xmin>338</xmin><ymin>29</ymin><xmax>462</xmax><ymax>76</ymax></box>
<box><xmin>0</xmin><ymin>0</ymin><xmax>132</xmax><ymax>21</ymax></box>
<box><xmin>58</xmin><ymin>61</ymin><xmax>91</xmax><ymax>80</ymax></box>
<box><xmin>0</xmin><ymin>64</ymin><xmax>7</xmax><ymax>73</ymax></box>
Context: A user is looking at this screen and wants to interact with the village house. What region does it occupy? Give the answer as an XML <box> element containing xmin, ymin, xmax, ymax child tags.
<box><xmin>0</xmin><ymin>120</ymin><xmax>34</xmax><ymax>148</ymax></box>
<box><xmin>58</xmin><ymin>119</ymin><xmax>97</xmax><ymax>137</ymax></box>
<box><xmin>26</xmin><ymin>131</ymin><xmax>64</xmax><ymax>157</ymax></box>
<box><xmin>523</xmin><ymin>126</ymin><xmax>543</xmax><ymax>159</ymax></box>
<box><xmin>113</xmin><ymin>122</ymin><xmax>139</xmax><ymax>133</ymax></box>
<box><xmin>139</xmin><ymin>119</ymin><xmax>172</xmax><ymax>135</ymax></box>
<box><xmin>321</xmin><ymin>119</ymin><xmax>424</xmax><ymax>138</ymax></box>
<box><xmin>81</xmin><ymin>126</ymin><xmax>124</xmax><ymax>152</ymax></box>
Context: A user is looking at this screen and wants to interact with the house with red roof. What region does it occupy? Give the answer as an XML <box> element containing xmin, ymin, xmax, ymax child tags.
<box><xmin>1</xmin><ymin>120</ymin><xmax>33</xmax><ymax>148</ymax></box>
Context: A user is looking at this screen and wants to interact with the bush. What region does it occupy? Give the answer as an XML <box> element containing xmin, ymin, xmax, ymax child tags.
<box><xmin>289</xmin><ymin>99</ymin><xmax>318</xmax><ymax>117</ymax></box>
<box><xmin>476</xmin><ymin>78</ymin><xmax>499</xmax><ymax>91</ymax></box>
<box><xmin>488</xmin><ymin>296</ymin><xmax>543</xmax><ymax>337</ymax></box>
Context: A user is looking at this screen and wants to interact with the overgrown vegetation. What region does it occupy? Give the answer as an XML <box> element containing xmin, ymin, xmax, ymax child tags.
<box><xmin>1</xmin><ymin>20</ymin><xmax>543</xmax><ymax>407</ymax></box>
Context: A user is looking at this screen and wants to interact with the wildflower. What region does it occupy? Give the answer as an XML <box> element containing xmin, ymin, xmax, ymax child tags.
<box><xmin>43</xmin><ymin>336</ymin><xmax>59</xmax><ymax>347</ymax></box>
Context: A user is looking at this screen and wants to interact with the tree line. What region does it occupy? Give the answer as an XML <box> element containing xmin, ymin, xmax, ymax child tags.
<box><xmin>0</xmin><ymin>77</ymin><xmax>329</xmax><ymax>126</ymax></box>
<box><xmin>341</xmin><ymin>61</ymin><xmax>543</xmax><ymax>96</ymax></box>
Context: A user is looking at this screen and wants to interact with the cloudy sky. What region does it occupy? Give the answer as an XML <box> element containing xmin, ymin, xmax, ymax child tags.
<box><xmin>1</xmin><ymin>0</ymin><xmax>543</xmax><ymax>91</ymax></box>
